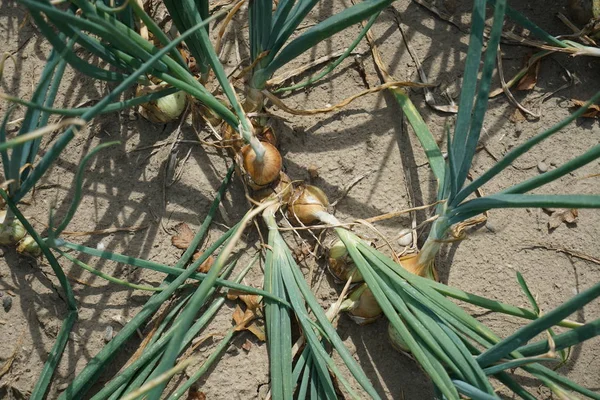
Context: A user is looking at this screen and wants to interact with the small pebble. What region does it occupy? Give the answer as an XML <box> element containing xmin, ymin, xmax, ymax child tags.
<box><xmin>397</xmin><ymin>229</ymin><xmax>413</xmax><ymax>247</ymax></box>
<box><xmin>537</xmin><ymin>161</ymin><xmax>548</xmax><ymax>173</ymax></box>
<box><xmin>485</xmin><ymin>221</ymin><xmax>496</xmax><ymax>233</ymax></box>
<box><xmin>96</xmin><ymin>242</ymin><xmax>106</xmax><ymax>251</ymax></box>
<box><xmin>2</xmin><ymin>296</ymin><xmax>12</xmax><ymax>311</ymax></box>
<box><xmin>104</xmin><ymin>325</ymin><xmax>113</xmax><ymax>343</ymax></box>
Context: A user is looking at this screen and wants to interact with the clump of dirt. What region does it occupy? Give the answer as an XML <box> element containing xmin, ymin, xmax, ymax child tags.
<box><xmin>1</xmin><ymin>0</ymin><xmax>600</xmax><ymax>398</ymax></box>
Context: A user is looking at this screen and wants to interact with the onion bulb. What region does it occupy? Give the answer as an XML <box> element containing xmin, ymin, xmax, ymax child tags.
<box><xmin>342</xmin><ymin>284</ymin><xmax>382</xmax><ymax>325</ymax></box>
<box><xmin>241</xmin><ymin>141</ymin><xmax>282</xmax><ymax>188</ymax></box>
<box><xmin>17</xmin><ymin>235</ymin><xmax>41</xmax><ymax>257</ymax></box>
<box><xmin>0</xmin><ymin>210</ymin><xmax>26</xmax><ymax>246</ymax></box>
<box><xmin>137</xmin><ymin>85</ymin><xmax>187</xmax><ymax>123</ymax></box>
<box><xmin>388</xmin><ymin>322</ymin><xmax>409</xmax><ymax>353</ymax></box>
<box><xmin>398</xmin><ymin>253</ymin><xmax>437</xmax><ymax>281</ymax></box>
<box><xmin>327</xmin><ymin>240</ymin><xmax>363</xmax><ymax>283</ymax></box>
<box><xmin>287</xmin><ymin>185</ymin><xmax>329</xmax><ymax>225</ymax></box>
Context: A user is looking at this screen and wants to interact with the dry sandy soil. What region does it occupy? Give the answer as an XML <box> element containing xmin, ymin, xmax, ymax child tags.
<box><xmin>1</xmin><ymin>0</ymin><xmax>600</xmax><ymax>398</ymax></box>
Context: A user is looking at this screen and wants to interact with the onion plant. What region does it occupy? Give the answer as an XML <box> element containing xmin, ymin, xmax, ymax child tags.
<box><xmin>5</xmin><ymin>0</ymin><xmax>600</xmax><ymax>398</ymax></box>
<box><xmin>401</xmin><ymin>0</ymin><xmax>600</xmax><ymax>278</ymax></box>
<box><xmin>262</xmin><ymin>202</ymin><xmax>382</xmax><ymax>399</ymax></box>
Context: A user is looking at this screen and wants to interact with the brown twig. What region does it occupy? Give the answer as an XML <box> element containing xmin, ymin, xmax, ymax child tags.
<box><xmin>523</xmin><ymin>244</ymin><xmax>600</xmax><ymax>266</ymax></box>
<box><xmin>262</xmin><ymin>81</ymin><xmax>431</xmax><ymax>116</ymax></box>
<box><xmin>266</xmin><ymin>48</ymin><xmax>364</xmax><ymax>87</ymax></box>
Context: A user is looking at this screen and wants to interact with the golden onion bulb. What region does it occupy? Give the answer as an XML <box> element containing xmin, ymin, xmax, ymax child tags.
<box><xmin>398</xmin><ymin>253</ymin><xmax>437</xmax><ymax>281</ymax></box>
<box><xmin>0</xmin><ymin>210</ymin><xmax>26</xmax><ymax>246</ymax></box>
<box><xmin>287</xmin><ymin>185</ymin><xmax>329</xmax><ymax>225</ymax></box>
<box><xmin>343</xmin><ymin>284</ymin><xmax>382</xmax><ymax>325</ymax></box>
<box><xmin>241</xmin><ymin>141</ymin><xmax>283</xmax><ymax>187</ymax></box>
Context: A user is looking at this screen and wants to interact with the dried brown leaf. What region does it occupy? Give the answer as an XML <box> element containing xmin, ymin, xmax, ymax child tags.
<box><xmin>196</xmin><ymin>255</ymin><xmax>214</xmax><ymax>273</ymax></box>
<box><xmin>239</xmin><ymin>294</ymin><xmax>262</xmax><ymax>312</ymax></box>
<box><xmin>245</xmin><ymin>321</ymin><xmax>266</xmax><ymax>342</ymax></box>
<box><xmin>171</xmin><ymin>222</ymin><xmax>195</xmax><ymax>250</ymax></box>
<box><xmin>232</xmin><ymin>304</ymin><xmax>266</xmax><ymax>342</ymax></box>
<box><xmin>232</xmin><ymin>305</ymin><xmax>245</xmax><ymax>326</ymax></box>
<box><xmin>516</xmin><ymin>58</ymin><xmax>541</xmax><ymax>91</ymax></box>
<box><xmin>548</xmin><ymin>209</ymin><xmax>579</xmax><ymax>230</ymax></box>
<box><xmin>572</xmin><ymin>100</ymin><xmax>600</xmax><ymax>118</ymax></box>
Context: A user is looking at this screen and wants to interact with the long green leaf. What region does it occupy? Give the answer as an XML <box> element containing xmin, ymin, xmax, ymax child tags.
<box><xmin>455</xmin><ymin>0</ymin><xmax>506</xmax><ymax>193</ymax></box>
<box><xmin>452</xmin><ymin>90</ymin><xmax>600</xmax><ymax>206</ymax></box>
<box><xmin>477</xmin><ymin>281</ymin><xmax>600</xmax><ymax>367</ymax></box>
<box><xmin>503</xmin><ymin>143</ymin><xmax>600</xmax><ymax>195</ymax></box>
<box><xmin>2</xmin><ymin>87</ymin><xmax>179</xmax><ymax>116</ymax></box>
<box><xmin>58</xmin><ymin>167</ymin><xmax>233</xmax><ymax>399</ymax></box>
<box><xmin>483</xmin><ymin>358</ymin><xmax>556</xmax><ymax>376</ymax></box>
<box><xmin>449</xmin><ymin>0</ymin><xmax>485</xmax><ymax>187</ymax></box>
<box><xmin>450</xmin><ymin>194</ymin><xmax>600</xmax><ymax>224</ymax></box>
<box><xmin>0</xmin><ymin>190</ymin><xmax>78</xmax><ymax>400</ymax></box>
<box><xmin>257</xmin><ymin>0</ymin><xmax>395</xmax><ymax>87</ymax></box>
<box><xmin>517</xmin><ymin>319</ymin><xmax>600</xmax><ymax>357</ymax></box>
<box><xmin>391</xmin><ymin>89</ymin><xmax>445</xmax><ymax>186</ymax></box>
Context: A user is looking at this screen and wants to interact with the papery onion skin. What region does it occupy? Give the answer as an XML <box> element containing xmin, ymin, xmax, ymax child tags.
<box><xmin>241</xmin><ymin>141</ymin><xmax>282</xmax><ymax>186</ymax></box>
<box><xmin>287</xmin><ymin>185</ymin><xmax>329</xmax><ymax>225</ymax></box>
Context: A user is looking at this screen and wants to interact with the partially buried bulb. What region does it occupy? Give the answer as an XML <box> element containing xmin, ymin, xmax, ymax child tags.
<box><xmin>342</xmin><ymin>283</ymin><xmax>382</xmax><ymax>325</ymax></box>
<box><xmin>388</xmin><ymin>321</ymin><xmax>410</xmax><ymax>353</ymax></box>
<box><xmin>287</xmin><ymin>185</ymin><xmax>329</xmax><ymax>225</ymax></box>
<box><xmin>137</xmin><ymin>84</ymin><xmax>187</xmax><ymax>124</ymax></box>
<box><xmin>241</xmin><ymin>141</ymin><xmax>283</xmax><ymax>188</ymax></box>
<box><xmin>0</xmin><ymin>210</ymin><xmax>26</xmax><ymax>246</ymax></box>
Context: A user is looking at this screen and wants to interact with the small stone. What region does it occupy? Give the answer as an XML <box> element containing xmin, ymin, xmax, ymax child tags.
<box><xmin>537</xmin><ymin>161</ymin><xmax>548</xmax><ymax>173</ymax></box>
<box><xmin>485</xmin><ymin>221</ymin><xmax>496</xmax><ymax>233</ymax></box>
<box><xmin>397</xmin><ymin>229</ymin><xmax>413</xmax><ymax>247</ymax></box>
<box><xmin>2</xmin><ymin>296</ymin><xmax>12</xmax><ymax>311</ymax></box>
<box><xmin>104</xmin><ymin>325</ymin><xmax>113</xmax><ymax>343</ymax></box>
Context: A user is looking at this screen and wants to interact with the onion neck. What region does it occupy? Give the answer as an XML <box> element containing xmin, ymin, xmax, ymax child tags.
<box><xmin>315</xmin><ymin>211</ymin><xmax>339</xmax><ymax>225</ymax></box>
<box><xmin>244</xmin><ymin>86</ymin><xmax>264</xmax><ymax>113</ymax></box>
<box><xmin>417</xmin><ymin>213</ymin><xmax>450</xmax><ymax>268</ymax></box>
